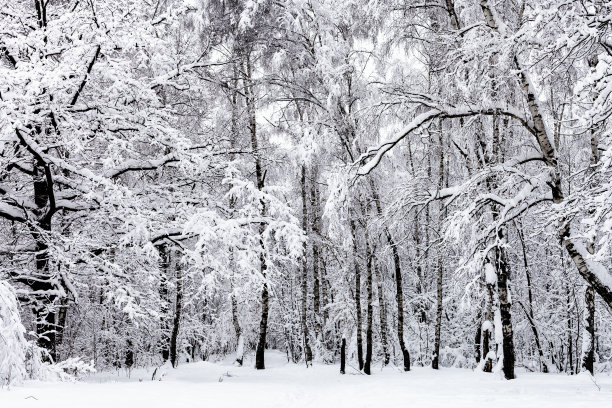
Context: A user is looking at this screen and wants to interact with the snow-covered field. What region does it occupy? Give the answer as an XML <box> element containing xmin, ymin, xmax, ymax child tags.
<box><xmin>3</xmin><ymin>351</ymin><xmax>612</xmax><ymax>408</ymax></box>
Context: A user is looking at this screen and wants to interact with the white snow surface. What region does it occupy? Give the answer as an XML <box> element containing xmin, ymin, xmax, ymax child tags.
<box><xmin>2</xmin><ymin>351</ymin><xmax>612</xmax><ymax>408</ymax></box>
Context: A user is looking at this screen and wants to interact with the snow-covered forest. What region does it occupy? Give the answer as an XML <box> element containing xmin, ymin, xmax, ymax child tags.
<box><xmin>2</xmin><ymin>0</ymin><xmax>612</xmax><ymax>405</ymax></box>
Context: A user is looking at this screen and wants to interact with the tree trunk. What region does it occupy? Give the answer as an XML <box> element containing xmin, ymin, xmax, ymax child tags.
<box><xmin>349</xmin><ymin>217</ymin><xmax>364</xmax><ymax>371</ymax></box>
<box><xmin>483</xmin><ymin>280</ymin><xmax>494</xmax><ymax>373</ymax></box>
<box><xmin>170</xmin><ymin>250</ymin><xmax>183</xmax><ymax>368</ymax></box>
<box><xmin>393</xmin><ymin>233</ymin><xmax>411</xmax><ymax>371</ymax></box>
<box><xmin>432</xmin><ymin>257</ymin><xmax>443</xmax><ymax>370</ymax></box>
<box><xmin>495</xmin><ymin>242</ymin><xmax>515</xmax><ymax>379</ymax></box>
<box><xmin>581</xmin><ymin>70</ymin><xmax>598</xmax><ymax>375</ymax></box>
<box><xmin>565</xmin><ymin>279</ymin><xmax>574</xmax><ymax>374</ymax></box>
<box><xmin>310</xmin><ymin>171</ymin><xmax>322</xmax><ymax>341</ymax></box>
<box><xmin>255</xmin><ymin>277</ymin><xmax>269</xmax><ymax>370</ymax></box>
<box><xmin>363</xmin><ymin>232</ymin><xmax>374</xmax><ymax>375</ymax></box>
<box><xmin>232</xmin><ymin>294</ymin><xmax>244</xmax><ymax>366</ymax></box>
<box><xmin>320</xmin><ymin>252</ymin><xmax>329</xmax><ymax>326</ymax></box>
<box><xmin>125</xmin><ymin>339</ymin><xmax>134</xmax><ymax>372</ymax></box>
<box><xmin>158</xmin><ymin>244</ymin><xmax>170</xmax><ymax>361</ymax></box>
<box><xmin>474</xmin><ymin>305</ymin><xmax>482</xmax><ymax>365</ymax></box>
<box><xmin>582</xmin><ymin>286</ymin><xmax>595</xmax><ymax>374</ymax></box>
<box><xmin>374</xmin><ymin>256</ymin><xmax>389</xmax><ymax>366</ymax></box>
<box><xmin>242</xmin><ymin>54</ymin><xmax>268</xmax><ymax>370</ymax></box>
<box><xmin>230</xmin><ymin>61</ymin><xmax>243</xmax><ymax>367</ymax></box>
<box><xmin>14</xmin><ymin>0</ymin><xmax>59</xmax><ymax>364</ymax></box>
<box><xmin>432</xmin><ymin>125</ymin><xmax>444</xmax><ymax>370</ymax></box>
<box><xmin>300</xmin><ymin>165</ymin><xmax>313</xmax><ymax>365</ymax></box>
<box><xmin>340</xmin><ymin>337</ymin><xmax>346</xmax><ymax>374</ymax></box>
<box><xmin>32</xmin><ymin>159</ymin><xmax>58</xmax><ymax>362</ymax></box>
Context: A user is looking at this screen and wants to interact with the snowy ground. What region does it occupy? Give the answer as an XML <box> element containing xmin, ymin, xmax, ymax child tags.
<box><xmin>3</xmin><ymin>351</ymin><xmax>612</xmax><ymax>408</ymax></box>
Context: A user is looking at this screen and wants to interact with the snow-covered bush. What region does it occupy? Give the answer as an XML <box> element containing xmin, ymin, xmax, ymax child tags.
<box><xmin>0</xmin><ymin>280</ymin><xmax>96</xmax><ymax>386</ymax></box>
<box><xmin>0</xmin><ymin>279</ymin><xmax>29</xmax><ymax>386</ymax></box>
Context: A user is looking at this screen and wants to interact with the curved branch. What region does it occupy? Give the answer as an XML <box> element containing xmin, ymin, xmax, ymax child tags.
<box><xmin>69</xmin><ymin>45</ymin><xmax>101</xmax><ymax>107</ymax></box>
<box><xmin>355</xmin><ymin>105</ymin><xmax>537</xmax><ymax>176</ymax></box>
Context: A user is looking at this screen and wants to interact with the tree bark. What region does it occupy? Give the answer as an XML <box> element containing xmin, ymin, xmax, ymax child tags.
<box><xmin>432</xmin><ymin>125</ymin><xmax>444</xmax><ymax>370</ymax></box>
<box><xmin>170</xmin><ymin>249</ymin><xmax>183</xmax><ymax>368</ymax></box>
<box><xmin>349</xmin><ymin>216</ymin><xmax>364</xmax><ymax>371</ymax></box>
<box><xmin>363</xmin><ymin>232</ymin><xmax>374</xmax><ymax>375</ymax></box>
<box><xmin>374</xmin><ymin>256</ymin><xmax>389</xmax><ymax>366</ymax></box>
<box><xmin>242</xmin><ymin>54</ymin><xmax>268</xmax><ymax>370</ymax></box>
<box><xmin>582</xmin><ymin>286</ymin><xmax>595</xmax><ymax>374</ymax></box>
<box><xmin>300</xmin><ymin>165</ymin><xmax>313</xmax><ymax>365</ymax></box>
<box><xmin>229</xmin><ymin>68</ymin><xmax>244</xmax><ymax>367</ymax></box>
<box><xmin>32</xmin><ymin>159</ymin><xmax>58</xmax><ymax>362</ymax></box>
<box><xmin>231</xmin><ymin>294</ymin><xmax>244</xmax><ymax>366</ymax></box>
<box><xmin>158</xmin><ymin>244</ymin><xmax>170</xmax><ymax>362</ymax></box>
<box><xmin>581</xmin><ymin>71</ymin><xmax>599</xmax><ymax>375</ymax></box>
<box><xmin>483</xmin><ymin>280</ymin><xmax>494</xmax><ymax>373</ymax></box>
<box><xmin>255</xmin><ymin>278</ymin><xmax>269</xmax><ymax>370</ymax></box>
<box><xmin>432</xmin><ymin>257</ymin><xmax>443</xmax><ymax>370</ymax></box>
<box><xmin>310</xmin><ymin>170</ymin><xmax>322</xmax><ymax>341</ymax></box>
<box><xmin>495</xmin><ymin>240</ymin><xmax>515</xmax><ymax>379</ymax></box>
<box><xmin>474</xmin><ymin>305</ymin><xmax>482</xmax><ymax>365</ymax></box>
<box><xmin>340</xmin><ymin>337</ymin><xmax>346</xmax><ymax>374</ymax></box>
<box><xmin>565</xmin><ymin>279</ymin><xmax>574</xmax><ymax>374</ymax></box>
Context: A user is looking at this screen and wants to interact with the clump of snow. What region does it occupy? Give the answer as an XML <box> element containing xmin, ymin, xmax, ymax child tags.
<box><xmin>484</xmin><ymin>263</ymin><xmax>497</xmax><ymax>285</ymax></box>
<box><xmin>494</xmin><ymin>309</ymin><xmax>503</xmax><ymax>346</ymax></box>
<box><xmin>481</xmin><ymin>320</ymin><xmax>493</xmax><ymax>333</ymax></box>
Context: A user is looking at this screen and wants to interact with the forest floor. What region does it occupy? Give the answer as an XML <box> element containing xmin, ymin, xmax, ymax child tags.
<box><xmin>2</xmin><ymin>351</ymin><xmax>612</xmax><ymax>408</ymax></box>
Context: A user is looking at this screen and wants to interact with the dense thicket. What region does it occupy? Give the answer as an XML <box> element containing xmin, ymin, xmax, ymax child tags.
<box><xmin>1</xmin><ymin>0</ymin><xmax>611</xmax><ymax>382</ymax></box>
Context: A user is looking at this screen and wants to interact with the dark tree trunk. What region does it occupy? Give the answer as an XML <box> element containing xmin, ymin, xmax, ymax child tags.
<box><xmin>392</xmin><ymin>231</ymin><xmax>411</xmax><ymax>371</ymax></box>
<box><xmin>349</xmin><ymin>217</ymin><xmax>364</xmax><ymax>371</ymax></box>
<box><xmin>374</xmin><ymin>257</ymin><xmax>389</xmax><ymax>366</ymax></box>
<box><xmin>310</xmin><ymin>168</ymin><xmax>322</xmax><ymax>341</ymax></box>
<box><xmin>495</xmin><ymin>242</ymin><xmax>515</xmax><ymax>379</ymax></box>
<box><xmin>483</xmin><ymin>281</ymin><xmax>494</xmax><ymax>373</ymax></box>
<box><xmin>170</xmin><ymin>250</ymin><xmax>183</xmax><ymax>368</ymax></box>
<box><xmin>56</xmin><ymin>296</ymin><xmax>68</xmax><ymax>351</ymax></box>
<box><xmin>363</xmin><ymin>232</ymin><xmax>374</xmax><ymax>375</ymax></box>
<box><xmin>432</xmin><ymin>257</ymin><xmax>443</xmax><ymax>370</ymax></box>
<box><xmin>565</xmin><ymin>279</ymin><xmax>575</xmax><ymax>374</ymax></box>
<box><xmin>255</xmin><ymin>277</ymin><xmax>269</xmax><ymax>370</ymax></box>
<box><xmin>340</xmin><ymin>337</ymin><xmax>346</xmax><ymax>374</ymax></box>
<box><xmin>32</xmin><ymin>159</ymin><xmax>58</xmax><ymax>362</ymax></box>
<box><xmin>158</xmin><ymin>244</ymin><xmax>170</xmax><ymax>361</ymax></box>
<box><xmin>432</xmin><ymin>124</ymin><xmax>445</xmax><ymax>370</ymax></box>
<box><xmin>242</xmin><ymin>54</ymin><xmax>269</xmax><ymax>370</ymax></box>
<box><xmin>445</xmin><ymin>0</ymin><xmax>460</xmax><ymax>30</ymax></box>
<box><xmin>320</xmin><ymin>251</ymin><xmax>329</xmax><ymax>326</ymax></box>
<box><xmin>312</xmin><ymin>247</ymin><xmax>321</xmax><ymax>340</ymax></box>
<box><xmin>125</xmin><ymin>339</ymin><xmax>134</xmax><ymax>370</ymax></box>
<box><xmin>231</xmin><ymin>294</ymin><xmax>243</xmax><ymax>366</ymax></box>
<box><xmin>229</xmin><ymin>67</ymin><xmax>243</xmax><ymax>367</ymax></box>
<box><xmin>582</xmin><ymin>286</ymin><xmax>595</xmax><ymax>374</ymax></box>
<box><xmin>474</xmin><ymin>306</ymin><xmax>482</xmax><ymax>364</ymax></box>
<box><xmin>300</xmin><ymin>165</ymin><xmax>313</xmax><ymax>365</ymax></box>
